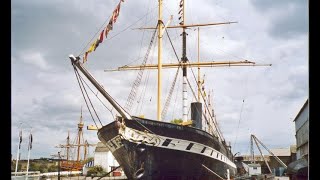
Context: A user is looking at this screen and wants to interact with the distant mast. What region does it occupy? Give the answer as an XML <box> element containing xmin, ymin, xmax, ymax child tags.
<box><xmin>77</xmin><ymin>107</ymin><xmax>84</xmax><ymax>161</ymax></box>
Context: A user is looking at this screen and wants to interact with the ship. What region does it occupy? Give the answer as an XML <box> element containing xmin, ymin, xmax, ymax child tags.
<box><xmin>55</xmin><ymin>108</ymin><xmax>96</xmax><ymax>171</ymax></box>
<box><xmin>68</xmin><ymin>0</ymin><xmax>270</xmax><ymax>179</ymax></box>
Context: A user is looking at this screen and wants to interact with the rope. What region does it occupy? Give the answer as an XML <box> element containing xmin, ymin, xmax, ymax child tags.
<box><xmin>185</xmin><ymin>77</ymin><xmax>218</xmax><ymax>139</ymax></box>
<box><xmin>165</xmin><ymin>28</ymin><xmax>180</xmax><ymax>62</ymax></box>
<box><xmin>77</xmin><ymin>73</ymin><xmax>114</xmax><ymax>117</ymax></box>
<box><xmin>161</xmin><ymin>67</ymin><xmax>180</xmax><ymax>120</ymax></box>
<box><xmin>124</xmin><ymin>23</ymin><xmax>158</xmax><ymax>112</ymax></box>
<box><xmin>75</xmin><ymin>68</ymin><xmax>103</xmax><ymax>126</ymax></box>
<box><xmin>77</xmin><ymin>11</ymin><xmax>113</xmax><ymax>56</ymax></box>
<box><xmin>233</xmin><ymin>99</ymin><xmax>245</xmax><ymax>150</ymax></box>
<box><xmin>159</xmin><ymin>27</ymin><xmax>182</xmax><ymax>120</ymax></box>
<box><xmin>79</xmin><ymin>6</ymin><xmax>158</xmax><ymax>57</ymax></box>
<box><xmin>72</xmin><ymin>65</ymin><xmax>99</xmax><ymax>129</ymax></box>
<box><xmin>189</xmin><ymin>66</ymin><xmax>224</xmax><ymax>141</ymax></box>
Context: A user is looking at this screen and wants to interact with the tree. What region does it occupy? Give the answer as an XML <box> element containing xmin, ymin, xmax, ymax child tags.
<box><xmin>87</xmin><ymin>165</ymin><xmax>105</xmax><ymax>177</ymax></box>
<box><xmin>29</xmin><ymin>162</ymin><xmax>40</xmax><ymax>171</ymax></box>
<box><xmin>48</xmin><ymin>164</ymin><xmax>58</xmax><ymax>172</ymax></box>
<box><xmin>170</xmin><ymin>118</ymin><xmax>183</xmax><ymax>124</ymax></box>
<box><xmin>11</xmin><ymin>161</ymin><xmax>22</xmax><ymax>172</ymax></box>
<box><xmin>39</xmin><ymin>163</ymin><xmax>48</xmax><ymax>173</ymax></box>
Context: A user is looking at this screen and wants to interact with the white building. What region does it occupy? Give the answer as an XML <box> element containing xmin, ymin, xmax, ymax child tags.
<box><xmin>83</xmin><ymin>142</ymin><xmax>120</xmax><ymax>175</ymax></box>
<box><xmin>94</xmin><ymin>142</ymin><xmax>119</xmax><ymax>172</ymax></box>
<box><xmin>248</xmin><ymin>163</ymin><xmax>262</xmax><ymax>176</ymax></box>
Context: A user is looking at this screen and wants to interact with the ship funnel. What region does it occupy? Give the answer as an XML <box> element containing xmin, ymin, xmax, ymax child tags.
<box><xmin>191</xmin><ymin>102</ymin><xmax>202</xmax><ymax>129</ymax></box>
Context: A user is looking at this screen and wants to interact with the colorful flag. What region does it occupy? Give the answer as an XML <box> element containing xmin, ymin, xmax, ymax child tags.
<box><xmin>83</xmin><ymin>0</ymin><xmax>125</xmax><ymax>63</ymax></box>
<box><xmin>107</xmin><ymin>19</ymin><xmax>113</xmax><ymax>31</ymax></box>
<box><xmin>112</xmin><ymin>2</ymin><xmax>121</xmax><ymax>23</ymax></box>
<box><xmin>88</xmin><ymin>42</ymin><xmax>96</xmax><ymax>53</ymax></box>
<box><xmin>83</xmin><ymin>52</ymin><xmax>88</xmax><ymax>63</ymax></box>
<box><xmin>104</xmin><ymin>19</ymin><xmax>113</xmax><ymax>39</ymax></box>
<box><xmin>19</xmin><ymin>130</ymin><xmax>22</xmax><ymax>149</ymax></box>
<box><xmin>93</xmin><ymin>39</ymin><xmax>100</xmax><ymax>51</ymax></box>
<box><xmin>105</xmin><ymin>27</ymin><xmax>110</xmax><ymax>38</ymax></box>
<box><xmin>99</xmin><ymin>29</ymin><xmax>104</xmax><ymax>43</ymax></box>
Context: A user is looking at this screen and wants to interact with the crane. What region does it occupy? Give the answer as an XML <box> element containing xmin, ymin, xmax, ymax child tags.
<box><xmin>250</xmin><ymin>134</ymin><xmax>287</xmax><ymax>174</ymax></box>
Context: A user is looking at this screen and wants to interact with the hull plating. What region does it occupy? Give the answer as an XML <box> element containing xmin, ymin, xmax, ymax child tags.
<box><xmin>98</xmin><ymin>117</ymin><xmax>236</xmax><ymax>180</ymax></box>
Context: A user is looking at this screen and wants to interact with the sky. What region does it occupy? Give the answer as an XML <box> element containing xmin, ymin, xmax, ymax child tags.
<box><xmin>12</xmin><ymin>0</ymin><xmax>308</xmax><ymax>160</ymax></box>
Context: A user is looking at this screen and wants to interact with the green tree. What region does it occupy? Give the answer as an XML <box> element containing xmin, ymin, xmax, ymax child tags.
<box><xmin>170</xmin><ymin>118</ymin><xmax>183</xmax><ymax>124</ymax></box>
<box><xmin>39</xmin><ymin>163</ymin><xmax>48</xmax><ymax>173</ymax></box>
<box><xmin>11</xmin><ymin>161</ymin><xmax>22</xmax><ymax>172</ymax></box>
<box><xmin>87</xmin><ymin>165</ymin><xmax>105</xmax><ymax>177</ymax></box>
<box><xmin>29</xmin><ymin>162</ymin><xmax>40</xmax><ymax>171</ymax></box>
<box><xmin>48</xmin><ymin>164</ymin><xmax>58</xmax><ymax>172</ymax></box>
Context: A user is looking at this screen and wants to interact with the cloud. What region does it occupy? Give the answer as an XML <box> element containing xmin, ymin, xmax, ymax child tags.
<box><xmin>19</xmin><ymin>51</ymin><xmax>50</xmax><ymax>70</ymax></box>
<box><xmin>250</xmin><ymin>0</ymin><xmax>308</xmax><ymax>39</ymax></box>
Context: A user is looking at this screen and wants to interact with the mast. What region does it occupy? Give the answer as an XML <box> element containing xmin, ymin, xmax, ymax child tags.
<box><xmin>103</xmin><ymin>2</ymin><xmax>271</xmax><ymax>123</ymax></box>
<box><xmin>197</xmin><ymin>27</ymin><xmax>200</xmax><ymax>102</ymax></box>
<box><xmin>181</xmin><ymin>0</ymin><xmax>188</xmax><ymax>122</ymax></box>
<box><xmin>25</xmin><ymin>129</ymin><xmax>32</xmax><ymax>180</ymax></box>
<box><xmin>77</xmin><ymin>107</ymin><xmax>84</xmax><ymax>162</ymax></box>
<box><xmin>14</xmin><ymin>124</ymin><xmax>22</xmax><ymax>176</ymax></box>
<box><xmin>67</xmin><ymin>130</ymin><xmax>70</xmax><ymax>161</ymax></box>
<box><xmin>84</xmin><ymin>140</ymin><xmax>88</xmax><ymax>160</ymax></box>
<box><xmin>157</xmin><ymin>0</ymin><xmax>163</xmax><ymax>121</ymax></box>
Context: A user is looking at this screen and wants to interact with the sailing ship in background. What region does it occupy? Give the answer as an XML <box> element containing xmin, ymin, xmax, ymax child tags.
<box><xmin>55</xmin><ymin>108</ymin><xmax>95</xmax><ymax>171</ymax></box>
<box><xmin>69</xmin><ymin>0</ymin><xmax>270</xmax><ymax>179</ymax></box>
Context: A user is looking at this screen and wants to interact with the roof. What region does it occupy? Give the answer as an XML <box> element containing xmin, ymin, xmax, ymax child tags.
<box><xmin>270</xmin><ymin>148</ymin><xmax>291</xmax><ymax>157</ymax></box>
<box><xmin>248</xmin><ymin>163</ymin><xmax>261</xmax><ymax>167</ymax></box>
<box><xmin>293</xmin><ymin>99</ymin><xmax>308</xmax><ymax>122</ymax></box>
<box><xmin>94</xmin><ymin>142</ymin><xmax>109</xmax><ymax>152</ymax></box>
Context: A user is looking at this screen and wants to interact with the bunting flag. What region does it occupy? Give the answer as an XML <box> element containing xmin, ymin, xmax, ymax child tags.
<box><xmin>83</xmin><ymin>0</ymin><xmax>124</xmax><ymax>63</ymax></box>
<box><xmin>112</xmin><ymin>2</ymin><xmax>121</xmax><ymax>23</ymax></box>
<box><xmin>107</xmin><ymin>19</ymin><xmax>113</xmax><ymax>31</ymax></box>
<box><xmin>93</xmin><ymin>39</ymin><xmax>100</xmax><ymax>51</ymax></box>
<box><xmin>178</xmin><ymin>0</ymin><xmax>184</xmax><ymax>25</ymax></box>
<box><xmin>19</xmin><ymin>130</ymin><xmax>22</xmax><ymax>149</ymax></box>
<box><xmin>99</xmin><ymin>29</ymin><xmax>104</xmax><ymax>43</ymax></box>
<box><xmin>83</xmin><ymin>42</ymin><xmax>96</xmax><ymax>63</ymax></box>
<box><xmin>83</xmin><ymin>52</ymin><xmax>89</xmax><ymax>63</ymax></box>
<box><xmin>29</xmin><ymin>133</ymin><xmax>33</xmax><ymax>150</ymax></box>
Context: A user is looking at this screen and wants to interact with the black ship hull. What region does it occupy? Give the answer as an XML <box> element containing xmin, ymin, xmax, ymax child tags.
<box><xmin>97</xmin><ymin>117</ymin><xmax>237</xmax><ymax>180</ymax></box>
